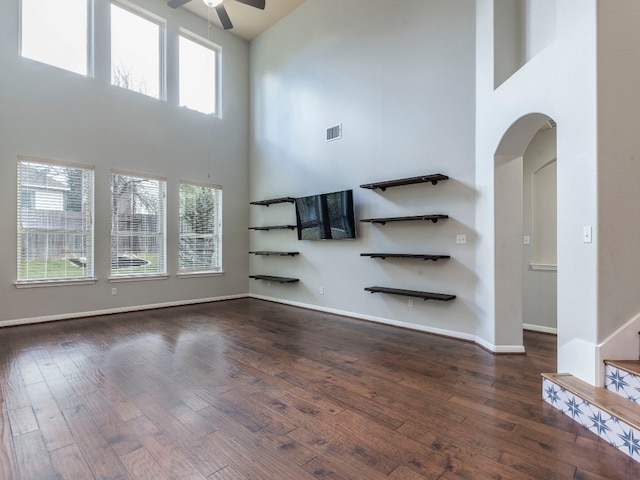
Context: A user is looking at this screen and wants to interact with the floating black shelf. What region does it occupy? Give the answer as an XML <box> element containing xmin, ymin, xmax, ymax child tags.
<box><xmin>250</xmin><ymin>197</ymin><xmax>296</xmax><ymax>206</ymax></box>
<box><xmin>250</xmin><ymin>275</ymin><xmax>299</xmax><ymax>284</ymax></box>
<box><xmin>360</xmin><ymin>174</ymin><xmax>449</xmax><ymax>191</ymax></box>
<box><xmin>364</xmin><ymin>286</ymin><xmax>455</xmax><ymax>302</ymax></box>
<box><xmin>360</xmin><ymin>253</ymin><xmax>450</xmax><ymax>261</ymax></box>
<box><xmin>359</xmin><ymin>214</ymin><xmax>448</xmax><ymax>225</ymax></box>
<box><xmin>250</xmin><ymin>251</ymin><xmax>300</xmax><ymax>257</ymax></box>
<box><xmin>248</xmin><ymin>225</ymin><xmax>297</xmax><ymax>231</ymax></box>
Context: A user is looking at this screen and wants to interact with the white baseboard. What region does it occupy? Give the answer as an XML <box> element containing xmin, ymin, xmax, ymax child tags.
<box><xmin>249</xmin><ymin>294</ymin><xmax>526</xmax><ymax>354</ymax></box>
<box><xmin>474</xmin><ymin>335</ymin><xmax>526</xmax><ymax>354</ymax></box>
<box><xmin>0</xmin><ymin>293</ymin><xmax>249</xmax><ymax>329</ymax></box>
<box><xmin>523</xmin><ymin>323</ymin><xmax>558</xmax><ymax>335</ymax></box>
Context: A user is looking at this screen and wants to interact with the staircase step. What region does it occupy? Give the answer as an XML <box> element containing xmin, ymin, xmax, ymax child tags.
<box><xmin>604</xmin><ymin>360</ymin><xmax>640</xmax><ymax>404</ymax></box>
<box><xmin>542</xmin><ymin>373</ymin><xmax>640</xmax><ymax>463</ymax></box>
<box><xmin>605</xmin><ymin>359</ymin><xmax>640</xmax><ymax>376</ymax></box>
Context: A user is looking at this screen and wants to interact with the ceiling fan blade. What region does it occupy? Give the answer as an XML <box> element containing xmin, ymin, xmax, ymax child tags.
<box><xmin>235</xmin><ymin>0</ymin><xmax>266</xmax><ymax>10</ymax></box>
<box><xmin>167</xmin><ymin>0</ymin><xmax>191</xmax><ymax>8</ymax></box>
<box><xmin>215</xmin><ymin>4</ymin><xmax>233</xmax><ymax>30</ymax></box>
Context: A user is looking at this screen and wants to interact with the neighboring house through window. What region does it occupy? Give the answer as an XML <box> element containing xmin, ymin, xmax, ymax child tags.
<box><xmin>17</xmin><ymin>156</ymin><xmax>95</xmax><ymax>283</ymax></box>
<box><xmin>179</xmin><ymin>181</ymin><xmax>222</xmax><ymax>274</ymax></box>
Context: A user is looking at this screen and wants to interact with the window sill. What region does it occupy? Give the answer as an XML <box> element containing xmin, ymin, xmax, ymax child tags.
<box><xmin>177</xmin><ymin>270</ymin><xmax>224</xmax><ymax>278</ymax></box>
<box><xmin>529</xmin><ymin>263</ymin><xmax>557</xmax><ymax>272</ymax></box>
<box><xmin>15</xmin><ymin>278</ymin><xmax>98</xmax><ymax>288</ymax></box>
<box><xmin>109</xmin><ymin>274</ymin><xmax>169</xmax><ymax>283</ymax></box>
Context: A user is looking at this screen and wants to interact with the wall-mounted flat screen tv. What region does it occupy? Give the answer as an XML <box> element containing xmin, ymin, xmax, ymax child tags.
<box><xmin>295</xmin><ymin>190</ymin><xmax>356</xmax><ymax>240</ymax></box>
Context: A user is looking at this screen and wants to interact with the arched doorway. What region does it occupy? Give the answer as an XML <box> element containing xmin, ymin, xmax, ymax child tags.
<box><xmin>493</xmin><ymin>113</ymin><xmax>557</xmax><ymax>351</ymax></box>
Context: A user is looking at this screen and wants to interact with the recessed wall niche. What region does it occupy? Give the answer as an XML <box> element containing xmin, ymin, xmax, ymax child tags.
<box><xmin>493</xmin><ymin>0</ymin><xmax>557</xmax><ymax>89</ymax></box>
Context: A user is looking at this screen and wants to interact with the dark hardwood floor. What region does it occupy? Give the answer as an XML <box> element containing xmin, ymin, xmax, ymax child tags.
<box><xmin>1</xmin><ymin>298</ymin><xmax>638</xmax><ymax>479</ymax></box>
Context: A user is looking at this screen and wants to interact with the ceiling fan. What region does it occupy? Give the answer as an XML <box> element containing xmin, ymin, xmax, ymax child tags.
<box><xmin>167</xmin><ymin>0</ymin><xmax>266</xmax><ymax>31</ymax></box>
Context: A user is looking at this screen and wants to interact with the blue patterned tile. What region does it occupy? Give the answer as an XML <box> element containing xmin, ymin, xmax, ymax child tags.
<box><xmin>605</xmin><ymin>365</ymin><xmax>640</xmax><ymax>406</ymax></box>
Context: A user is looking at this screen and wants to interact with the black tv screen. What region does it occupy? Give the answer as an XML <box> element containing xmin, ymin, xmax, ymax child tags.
<box><xmin>295</xmin><ymin>190</ymin><xmax>356</xmax><ymax>240</ymax></box>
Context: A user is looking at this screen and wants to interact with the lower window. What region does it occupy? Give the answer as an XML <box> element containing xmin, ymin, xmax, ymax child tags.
<box><xmin>179</xmin><ymin>181</ymin><xmax>222</xmax><ymax>274</ymax></box>
<box><xmin>111</xmin><ymin>171</ymin><xmax>166</xmax><ymax>278</ymax></box>
<box><xmin>17</xmin><ymin>157</ymin><xmax>95</xmax><ymax>283</ymax></box>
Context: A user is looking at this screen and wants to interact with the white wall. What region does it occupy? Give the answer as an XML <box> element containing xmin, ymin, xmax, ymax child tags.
<box><xmin>524</xmin><ymin>0</ymin><xmax>557</xmax><ymax>61</ymax></box>
<box><xmin>493</xmin><ymin>0</ymin><xmax>558</xmax><ymax>88</ymax></box>
<box><xmin>249</xmin><ymin>0</ymin><xmax>478</xmax><ymax>341</ymax></box>
<box><xmin>493</xmin><ymin>0</ymin><xmax>524</xmax><ymax>88</ymax></box>
<box><xmin>0</xmin><ymin>0</ymin><xmax>251</xmax><ymax>325</ymax></box>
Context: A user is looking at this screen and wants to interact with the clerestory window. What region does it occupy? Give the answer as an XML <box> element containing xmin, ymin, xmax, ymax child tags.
<box><xmin>20</xmin><ymin>0</ymin><xmax>90</xmax><ymax>76</ymax></box>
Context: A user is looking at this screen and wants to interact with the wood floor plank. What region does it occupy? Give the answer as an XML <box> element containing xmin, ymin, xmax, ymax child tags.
<box><xmin>33</xmin><ymin>401</ymin><xmax>76</xmax><ymax>452</ymax></box>
<box><xmin>220</xmin><ymin>387</ymin><xmax>298</xmax><ymax>435</ymax></box>
<box><xmin>203</xmin><ymin>430</ymin><xmax>316</xmax><ymax>480</ymax></box>
<box><xmin>2</xmin><ymin>370</ymin><xmax>32</xmax><ymax>411</ymax></box>
<box><xmin>7</xmin><ymin>405</ymin><xmax>39</xmax><ymax>437</ymax></box>
<box><xmin>140</xmin><ymin>433</ymin><xmax>207</xmax><ymax>479</ymax></box>
<box><xmin>254</xmin><ymin>428</ymin><xmax>317</xmax><ymax>467</ymax></box>
<box><xmin>128</xmin><ymin>373</ymin><xmax>218</xmax><ymax>438</ymax></box>
<box><xmin>18</xmin><ymin>355</ymin><xmax>45</xmax><ymax>385</ymax></box>
<box><xmin>62</xmin><ymin>403</ymin><xmax>128</xmax><ymax>479</ymax></box>
<box><xmin>120</xmin><ymin>446</ymin><xmax>171</xmax><ymax>480</ymax></box>
<box><xmin>0</xmin><ymin>298</ymin><xmax>638</xmax><ymax>479</ymax></box>
<box><xmin>207</xmin><ymin>465</ymin><xmax>248</xmax><ymax>480</ymax></box>
<box><xmin>181</xmin><ymin>436</ymin><xmax>230</xmax><ymax>478</ymax></box>
<box><xmin>499</xmin><ymin>450</ymin><xmax>576</xmax><ymax>479</ymax></box>
<box><xmin>50</xmin><ymin>443</ymin><xmax>96</xmax><ymax>480</ymax></box>
<box><xmin>131</xmin><ymin>391</ymin><xmax>204</xmax><ymax>441</ymax></box>
<box><xmin>25</xmin><ymin>380</ymin><xmax>57</xmax><ymax>407</ymax></box>
<box><xmin>93</xmin><ymin>374</ymin><xmax>143</xmax><ymax>422</ymax></box>
<box><xmin>13</xmin><ymin>430</ymin><xmax>57</xmax><ymax>480</ymax></box>
<box><xmin>81</xmin><ymin>390</ymin><xmax>128</xmax><ymax>430</ymax></box>
<box><xmin>301</xmin><ymin>452</ymin><xmax>391</xmax><ymax>480</ymax></box>
<box><xmin>0</xmin><ymin>395</ymin><xmax>19</xmax><ymax>480</ymax></box>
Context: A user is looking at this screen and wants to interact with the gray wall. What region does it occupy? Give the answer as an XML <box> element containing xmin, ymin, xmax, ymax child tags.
<box><xmin>0</xmin><ymin>0</ymin><xmax>250</xmax><ymax>324</ymax></box>
<box><xmin>249</xmin><ymin>0</ymin><xmax>477</xmax><ymax>339</ymax></box>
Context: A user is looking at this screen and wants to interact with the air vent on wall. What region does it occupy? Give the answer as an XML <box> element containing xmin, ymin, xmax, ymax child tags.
<box><xmin>326</xmin><ymin>123</ymin><xmax>342</xmax><ymax>142</ymax></box>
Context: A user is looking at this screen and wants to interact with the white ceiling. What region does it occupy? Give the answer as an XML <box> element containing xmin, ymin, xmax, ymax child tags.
<box><xmin>180</xmin><ymin>0</ymin><xmax>305</xmax><ymax>41</ymax></box>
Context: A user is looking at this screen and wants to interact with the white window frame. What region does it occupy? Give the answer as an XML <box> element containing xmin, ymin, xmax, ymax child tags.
<box><xmin>16</xmin><ymin>155</ymin><xmax>96</xmax><ymax>287</ymax></box>
<box><xmin>110</xmin><ymin>170</ymin><xmax>167</xmax><ymax>281</ymax></box>
<box><xmin>110</xmin><ymin>0</ymin><xmax>166</xmax><ymax>101</ymax></box>
<box><xmin>19</xmin><ymin>0</ymin><xmax>93</xmax><ymax>77</ymax></box>
<box><xmin>178</xmin><ymin>180</ymin><xmax>223</xmax><ymax>276</ymax></box>
<box><xmin>178</xmin><ymin>28</ymin><xmax>221</xmax><ymax>116</ymax></box>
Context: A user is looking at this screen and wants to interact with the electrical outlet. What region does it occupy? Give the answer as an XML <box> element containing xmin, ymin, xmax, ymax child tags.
<box><xmin>583</xmin><ymin>226</ymin><xmax>592</xmax><ymax>243</ymax></box>
<box><xmin>456</xmin><ymin>234</ymin><xmax>467</xmax><ymax>245</ymax></box>
<box><xmin>524</xmin><ymin>235</ymin><xmax>531</xmax><ymax>245</ymax></box>
<box><xmin>320</xmin><ymin>286</ymin><xmax>325</xmax><ymax>295</ymax></box>
<box><xmin>408</xmin><ymin>299</ymin><xmax>414</xmax><ymax>308</ymax></box>
<box><xmin>111</xmin><ymin>287</ymin><xmax>117</xmax><ymax>296</ymax></box>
